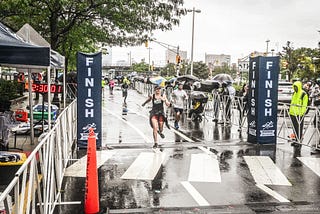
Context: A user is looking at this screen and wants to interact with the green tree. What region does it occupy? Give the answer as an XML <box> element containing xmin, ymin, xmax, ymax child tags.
<box><xmin>191</xmin><ymin>61</ymin><xmax>209</xmax><ymax>79</ymax></box>
<box><xmin>280</xmin><ymin>41</ymin><xmax>320</xmax><ymax>81</ymax></box>
<box><xmin>280</xmin><ymin>41</ymin><xmax>300</xmax><ymax>80</ymax></box>
<box><xmin>132</xmin><ymin>62</ymin><xmax>149</xmax><ymax>73</ymax></box>
<box><xmin>160</xmin><ymin>63</ymin><xmax>176</xmax><ymax>77</ymax></box>
<box><xmin>0</xmin><ymin>0</ymin><xmax>187</xmax><ymax>71</ymax></box>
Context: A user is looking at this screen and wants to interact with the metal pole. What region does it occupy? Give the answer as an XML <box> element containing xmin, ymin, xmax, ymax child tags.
<box><xmin>266</xmin><ymin>39</ymin><xmax>270</xmax><ymax>56</ymax></box>
<box><xmin>176</xmin><ymin>46</ymin><xmax>180</xmax><ymax>76</ymax></box>
<box><xmin>190</xmin><ymin>8</ymin><xmax>195</xmax><ymax>76</ymax></box>
<box><xmin>148</xmin><ymin>48</ymin><xmax>151</xmax><ymax>73</ymax></box>
<box><xmin>187</xmin><ymin>7</ymin><xmax>201</xmax><ymax>76</ymax></box>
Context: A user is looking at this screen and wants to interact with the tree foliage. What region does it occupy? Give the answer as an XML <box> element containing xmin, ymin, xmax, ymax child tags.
<box><xmin>132</xmin><ymin>62</ymin><xmax>149</xmax><ymax>73</ymax></box>
<box><xmin>191</xmin><ymin>61</ymin><xmax>209</xmax><ymax>79</ymax></box>
<box><xmin>0</xmin><ymin>0</ymin><xmax>187</xmax><ymax>71</ymax></box>
<box><xmin>280</xmin><ymin>41</ymin><xmax>320</xmax><ymax>81</ymax></box>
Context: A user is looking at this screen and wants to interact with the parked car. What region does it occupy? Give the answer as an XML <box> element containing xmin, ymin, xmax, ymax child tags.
<box><xmin>278</xmin><ymin>81</ymin><xmax>293</xmax><ymax>103</ymax></box>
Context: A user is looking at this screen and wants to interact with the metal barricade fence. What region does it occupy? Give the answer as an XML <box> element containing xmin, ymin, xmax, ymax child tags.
<box><xmin>277</xmin><ymin>103</ymin><xmax>320</xmax><ymax>149</ymax></box>
<box><xmin>133</xmin><ymin>82</ymin><xmax>320</xmax><ymax>151</ymax></box>
<box><xmin>0</xmin><ymin>100</ymin><xmax>77</xmax><ymax>214</ymax></box>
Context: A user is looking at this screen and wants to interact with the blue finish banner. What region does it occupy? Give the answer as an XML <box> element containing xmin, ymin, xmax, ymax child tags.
<box><xmin>77</xmin><ymin>52</ymin><xmax>102</xmax><ymax>148</ymax></box>
<box><xmin>248</xmin><ymin>56</ymin><xmax>279</xmax><ymax>144</ymax></box>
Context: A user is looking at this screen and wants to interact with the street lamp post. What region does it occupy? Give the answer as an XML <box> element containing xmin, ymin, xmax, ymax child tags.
<box><xmin>266</xmin><ymin>39</ymin><xmax>270</xmax><ymax>56</ymax></box>
<box><xmin>187</xmin><ymin>7</ymin><xmax>201</xmax><ymax>76</ymax></box>
<box><xmin>148</xmin><ymin>47</ymin><xmax>152</xmax><ymax>73</ymax></box>
<box><xmin>271</xmin><ymin>49</ymin><xmax>275</xmax><ymax>56</ymax></box>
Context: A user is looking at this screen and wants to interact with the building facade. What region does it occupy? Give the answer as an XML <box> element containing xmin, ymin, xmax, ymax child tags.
<box><xmin>205</xmin><ymin>53</ymin><xmax>231</xmax><ymax>69</ymax></box>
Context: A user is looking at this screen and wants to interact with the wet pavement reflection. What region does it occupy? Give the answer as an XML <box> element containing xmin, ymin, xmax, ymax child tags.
<box><xmin>56</xmin><ymin>89</ymin><xmax>320</xmax><ymax>213</ymax></box>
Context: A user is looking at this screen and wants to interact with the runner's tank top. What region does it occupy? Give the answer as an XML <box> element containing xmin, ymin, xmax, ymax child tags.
<box><xmin>152</xmin><ymin>94</ymin><xmax>164</xmax><ymax>115</ymax></box>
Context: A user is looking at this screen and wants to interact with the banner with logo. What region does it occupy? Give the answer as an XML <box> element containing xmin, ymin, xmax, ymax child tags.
<box><xmin>248</xmin><ymin>56</ymin><xmax>279</xmax><ymax>144</ymax></box>
<box><xmin>77</xmin><ymin>52</ymin><xmax>102</xmax><ymax>148</ymax></box>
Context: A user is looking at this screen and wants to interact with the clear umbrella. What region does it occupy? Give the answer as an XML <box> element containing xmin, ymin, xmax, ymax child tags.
<box><xmin>212</xmin><ymin>73</ymin><xmax>234</xmax><ymax>83</ymax></box>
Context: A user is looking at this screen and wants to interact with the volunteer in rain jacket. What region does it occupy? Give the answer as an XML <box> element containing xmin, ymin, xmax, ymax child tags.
<box><xmin>289</xmin><ymin>80</ymin><xmax>309</xmax><ymax>144</ymax></box>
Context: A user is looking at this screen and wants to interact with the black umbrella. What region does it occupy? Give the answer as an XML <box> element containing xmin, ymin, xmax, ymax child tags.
<box><xmin>190</xmin><ymin>91</ymin><xmax>208</xmax><ymax>100</ymax></box>
<box><xmin>194</xmin><ymin>79</ymin><xmax>220</xmax><ymax>92</ymax></box>
<box><xmin>177</xmin><ymin>74</ymin><xmax>200</xmax><ymax>83</ymax></box>
<box><xmin>212</xmin><ymin>73</ymin><xmax>234</xmax><ymax>83</ymax></box>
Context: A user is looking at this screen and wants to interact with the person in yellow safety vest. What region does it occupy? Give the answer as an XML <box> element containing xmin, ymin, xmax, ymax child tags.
<box><xmin>121</xmin><ymin>77</ymin><xmax>130</xmax><ymax>103</ymax></box>
<box><xmin>289</xmin><ymin>80</ymin><xmax>309</xmax><ymax>149</ymax></box>
<box><xmin>101</xmin><ymin>79</ymin><xmax>106</xmax><ymax>96</ymax></box>
<box><xmin>123</xmin><ymin>77</ymin><xmax>130</xmax><ymax>85</ymax></box>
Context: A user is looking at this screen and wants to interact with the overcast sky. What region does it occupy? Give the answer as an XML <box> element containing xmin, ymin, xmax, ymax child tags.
<box><xmin>111</xmin><ymin>0</ymin><xmax>320</xmax><ymax>65</ymax></box>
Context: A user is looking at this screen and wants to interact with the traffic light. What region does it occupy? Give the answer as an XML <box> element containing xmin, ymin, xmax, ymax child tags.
<box><xmin>145</xmin><ymin>40</ymin><xmax>148</xmax><ymax>48</ymax></box>
<box><xmin>176</xmin><ymin>55</ymin><xmax>181</xmax><ymax>64</ymax></box>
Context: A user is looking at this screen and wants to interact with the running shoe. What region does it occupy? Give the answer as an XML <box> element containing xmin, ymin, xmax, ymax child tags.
<box><xmin>158</xmin><ymin>130</ymin><xmax>165</xmax><ymax>138</ymax></box>
<box><xmin>174</xmin><ymin>121</ymin><xmax>179</xmax><ymax>130</ymax></box>
<box><xmin>153</xmin><ymin>143</ymin><xmax>158</xmax><ymax>149</ymax></box>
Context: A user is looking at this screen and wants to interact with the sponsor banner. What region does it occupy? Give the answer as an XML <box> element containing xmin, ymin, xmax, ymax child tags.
<box><xmin>77</xmin><ymin>52</ymin><xmax>102</xmax><ymax>148</ymax></box>
<box><xmin>248</xmin><ymin>56</ymin><xmax>279</xmax><ymax>144</ymax></box>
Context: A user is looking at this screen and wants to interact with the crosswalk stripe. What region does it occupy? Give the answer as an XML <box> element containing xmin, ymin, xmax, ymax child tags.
<box><xmin>188</xmin><ymin>153</ymin><xmax>221</xmax><ymax>182</ymax></box>
<box><xmin>121</xmin><ymin>152</ymin><xmax>167</xmax><ymax>180</ymax></box>
<box><xmin>297</xmin><ymin>157</ymin><xmax>320</xmax><ymax>177</ymax></box>
<box><xmin>64</xmin><ymin>150</ymin><xmax>116</xmax><ymax>177</ymax></box>
<box><xmin>181</xmin><ymin>181</ymin><xmax>210</xmax><ymax>206</ymax></box>
<box><xmin>244</xmin><ymin>156</ymin><xmax>291</xmax><ymax>186</ymax></box>
<box><xmin>256</xmin><ymin>184</ymin><xmax>290</xmax><ymax>202</ymax></box>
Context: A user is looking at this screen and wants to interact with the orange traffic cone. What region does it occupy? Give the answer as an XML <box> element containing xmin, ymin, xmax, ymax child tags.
<box><xmin>84</xmin><ymin>128</ymin><xmax>99</xmax><ymax>214</ymax></box>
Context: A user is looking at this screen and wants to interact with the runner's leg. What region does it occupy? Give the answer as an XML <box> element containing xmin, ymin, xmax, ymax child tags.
<box><xmin>151</xmin><ymin>117</ymin><xmax>159</xmax><ymax>147</ymax></box>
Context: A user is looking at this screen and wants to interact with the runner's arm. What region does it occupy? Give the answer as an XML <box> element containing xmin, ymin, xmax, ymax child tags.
<box><xmin>162</xmin><ymin>94</ymin><xmax>171</xmax><ymax>107</ymax></box>
<box><xmin>142</xmin><ymin>95</ymin><xmax>152</xmax><ymax>107</ymax></box>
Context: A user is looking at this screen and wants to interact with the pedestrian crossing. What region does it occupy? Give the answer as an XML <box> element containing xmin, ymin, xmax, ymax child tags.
<box><xmin>64</xmin><ymin>149</ymin><xmax>320</xmax><ymax>206</ymax></box>
<box><xmin>244</xmin><ymin>156</ymin><xmax>292</xmax><ymax>186</ymax></box>
<box><xmin>64</xmin><ymin>150</ymin><xmax>116</xmax><ymax>177</ymax></box>
<box><xmin>188</xmin><ymin>153</ymin><xmax>221</xmax><ymax>182</ymax></box>
<box><xmin>121</xmin><ymin>152</ymin><xmax>167</xmax><ymax>180</ymax></box>
<box><xmin>297</xmin><ymin>157</ymin><xmax>320</xmax><ymax>177</ymax></box>
<box><xmin>65</xmin><ymin>150</ymin><xmax>320</xmax><ymax>185</ymax></box>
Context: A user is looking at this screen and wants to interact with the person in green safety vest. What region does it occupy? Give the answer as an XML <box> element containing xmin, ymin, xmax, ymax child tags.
<box><xmin>101</xmin><ymin>79</ymin><xmax>106</xmax><ymax>96</ymax></box>
<box><xmin>289</xmin><ymin>80</ymin><xmax>309</xmax><ymax>150</ymax></box>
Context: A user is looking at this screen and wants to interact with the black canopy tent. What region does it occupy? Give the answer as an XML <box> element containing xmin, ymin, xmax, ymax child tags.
<box><xmin>0</xmin><ymin>22</ymin><xmax>65</xmax><ymax>145</ymax></box>
<box><xmin>0</xmin><ymin>22</ymin><xmax>50</xmax><ymax>67</ymax></box>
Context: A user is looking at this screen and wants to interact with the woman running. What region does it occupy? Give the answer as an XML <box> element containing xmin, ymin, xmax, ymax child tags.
<box><xmin>142</xmin><ymin>85</ymin><xmax>171</xmax><ymax>148</ymax></box>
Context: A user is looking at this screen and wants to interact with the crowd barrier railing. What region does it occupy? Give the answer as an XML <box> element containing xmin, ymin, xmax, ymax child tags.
<box><xmin>134</xmin><ymin>82</ymin><xmax>320</xmax><ymax>151</ymax></box>
<box><xmin>0</xmin><ymin>100</ymin><xmax>77</xmax><ymax>214</ymax></box>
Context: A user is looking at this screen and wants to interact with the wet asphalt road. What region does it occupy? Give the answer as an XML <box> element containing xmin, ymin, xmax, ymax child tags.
<box><xmin>56</xmin><ymin>87</ymin><xmax>320</xmax><ymax>214</ymax></box>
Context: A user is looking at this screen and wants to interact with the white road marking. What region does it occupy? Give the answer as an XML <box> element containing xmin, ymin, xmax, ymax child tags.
<box><xmin>188</xmin><ymin>153</ymin><xmax>221</xmax><ymax>182</ymax></box>
<box><xmin>244</xmin><ymin>156</ymin><xmax>291</xmax><ymax>186</ymax></box>
<box><xmin>170</xmin><ymin>126</ymin><xmax>195</xmax><ymax>142</ymax></box>
<box><xmin>198</xmin><ymin>146</ymin><xmax>218</xmax><ymax>159</ymax></box>
<box><xmin>106</xmin><ymin>109</ymin><xmax>152</xmax><ymax>143</ymax></box>
<box><xmin>181</xmin><ymin>181</ymin><xmax>210</xmax><ymax>206</ymax></box>
<box><xmin>121</xmin><ymin>152</ymin><xmax>167</xmax><ymax>180</ymax></box>
<box><xmin>64</xmin><ymin>150</ymin><xmax>116</xmax><ymax>177</ymax></box>
<box><xmin>298</xmin><ymin>157</ymin><xmax>320</xmax><ymax>177</ymax></box>
<box><xmin>127</xmin><ymin>106</ymin><xmax>195</xmax><ymax>143</ymax></box>
<box><xmin>256</xmin><ymin>184</ymin><xmax>290</xmax><ymax>202</ymax></box>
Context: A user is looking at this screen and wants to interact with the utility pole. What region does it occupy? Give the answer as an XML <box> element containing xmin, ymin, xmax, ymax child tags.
<box><xmin>148</xmin><ymin>47</ymin><xmax>152</xmax><ymax>73</ymax></box>
<box><xmin>187</xmin><ymin>7</ymin><xmax>201</xmax><ymax>76</ymax></box>
<box><xmin>176</xmin><ymin>46</ymin><xmax>180</xmax><ymax>76</ymax></box>
<box><xmin>266</xmin><ymin>39</ymin><xmax>270</xmax><ymax>56</ymax></box>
